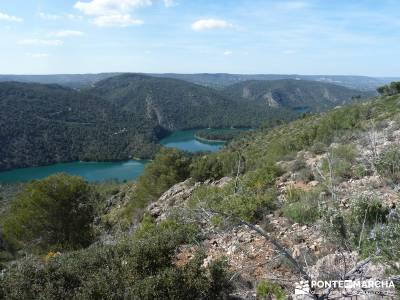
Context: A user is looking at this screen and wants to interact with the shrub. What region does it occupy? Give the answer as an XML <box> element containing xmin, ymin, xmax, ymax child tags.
<box><xmin>1</xmin><ymin>173</ymin><xmax>97</xmax><ymax>253</ymax></box>
<box><xmin>282</xmin><ymin>189</ymin><xmax>320</xmax><ymax>224</ymax></box>
<box><xmin>375</xmin><ymin>146</ymin><xmax>400</xmax><ymax>183</ymax></box>
<box><xmin>190</xmin><ymin>151</ymin><xmax>237</xmax><ymax>182</ymax></box>
<box><xmin>124</xmin><ymin>148</ymin><xmax>191</xmax><ymax>220</ymax></box>
<box><xmin>311</xmin><ymin>141</ymin><xmax>327</xmax><ymax>155</ymax></box>
<box><xmin>290</xmin><ymin>158</ymin><xmax>307</xmax><ymax>172</ymax></box>
<box><xmin>321</xmin><ymin>145</ymin><xmax>358</xmax><ymax>181</ymax></box>
<box><xmin>256</xmin><ymin>280</ymin><xmax>286</xmax><ymax>300</ymax></box>
<box><xmin>0</xmin><ymin>218</ymin><xmax>232</xmax><ymax>300</ymax></box>
<box><xmin>296</xmin><ymin>167</ymin><xmax>315</xmax><ymax>182</ymax></box>
<box><xmin>350</xmin><ymin>197</ymin><xmax>388</xmax><ymax>226</ymax></box>
<box><xmin>190</xmin><ymin>182</ymin><xmax>277</xmax><ymax>223</ymax></box>
<box><xmin>242</xmin><ymin>162</ymin><xmax>283</xmax><ymax>192</ymax></box>
<box><xmin>377</xmin><ymin>82</ymin><xmax>400</xmax><ymax>96</ymax></box>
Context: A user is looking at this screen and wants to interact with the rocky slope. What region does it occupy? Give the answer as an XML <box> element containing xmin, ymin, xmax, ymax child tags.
<box><xmin>224</xmin><ymin>79</ymin><xmax>375</xmax><ymax>112</ymax></box>
<box><xmin>133</xmin><ymin>93</ymin><xmax>400</xmax><ymax>299</ymax></box>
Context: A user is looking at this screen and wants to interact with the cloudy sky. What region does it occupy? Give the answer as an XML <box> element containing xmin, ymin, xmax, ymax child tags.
<box><xmin>0</xmin><ymin>0</ymin><xmax>399</xmax><ymax>76</ymax></box>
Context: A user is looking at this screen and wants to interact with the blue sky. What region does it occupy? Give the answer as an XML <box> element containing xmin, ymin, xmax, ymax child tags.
<box><xmin>0</xmin><ymin>0</ymin><xmax>399</xmax><ymax>76</ymax></box>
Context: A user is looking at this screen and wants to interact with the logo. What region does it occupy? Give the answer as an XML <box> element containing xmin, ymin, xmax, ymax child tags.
<box><xmin>295</xmin><ymin>281</ymin><xmax>310</xmax><ymax>295</ymax></box>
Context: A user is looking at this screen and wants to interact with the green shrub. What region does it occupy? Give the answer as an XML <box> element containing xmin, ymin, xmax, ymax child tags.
<box><xmin>190</xmin><ymin>182</ymin><xmax>276</xmax><ymax>223</ymax></box>
<box><xmin>256</xmin><ymin>280</ymin><xmax>286</xmax><ymax>300</ymax></box>
<box><xmin>124</xmin><ymin>148</ymin><xmax>191</xmax><ymax>221</ymax></box>
<box><xmin>282</xmin><ymin>189</ymin><xmax>320</xmax><ymax>224</ymax></box>
<box><xmin>375</xmin><ymin>146</ymin><xmax>400</xmax><ymax>183</ymax></box>
<box><xmin>290</xmin><ymin>158</ymin><xmax>307</xmax><ymax>172</ymax></box>
<box><xmin>350</xmin><ymin>196</ymin><xmax>388</xmax><ymax>227</ymax></box>
<box><xmin>242</xmin><ymin>162</ymin><xmax>282</xmax><ymax>192</ymax></box>
<box><xmin>190</xmin><ymin>151</ymin><xmax>237</xmax><ymax>182</ymax></box>
<box><xmin>297</xmin><ymin>167</ymin><xmax>315</xmax><ymax>182</ymax></box>
<box><xmin>0</xmin><ymin>217</ymin><xmax>232</xmax><ymax>300</ymax></box>
<box><xmin>1</xmin><ymin>173</ymin><xmax>97</xmax><ymax>253</ymax></box>
<box><xmin>311</xmin><ymin>141</ymin><xmax>327</xmax><ymax>155</ymax></box>
<box><xmin>285</xmin><ymin>185</ymin><xmax>305</xmax><ymax>203</ymax></box>
<box><xmin>332</xmin><ymin>144</ymin><xmax>358</xmax><ymax>163</ymax></box>
<box><xmin>320</xmin><ymin>144</ymin><xmax>359</xmax><ymax>182</ymax></box>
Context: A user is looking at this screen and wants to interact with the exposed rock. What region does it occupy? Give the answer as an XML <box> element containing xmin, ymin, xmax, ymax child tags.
<box><xmin>147</xmin><ymin>177</ymin><xmax>233</xmax><ymax>222</ymax></box>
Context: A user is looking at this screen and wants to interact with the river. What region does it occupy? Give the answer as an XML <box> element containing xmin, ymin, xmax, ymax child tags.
<box><xmin>0</xmin><ymin>129</ymin><xmax>226</xmax><ymax>183</ymax></box>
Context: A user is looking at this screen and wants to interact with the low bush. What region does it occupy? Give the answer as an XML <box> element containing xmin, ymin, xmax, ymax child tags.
<box><xmin>124</xmin><ymin>148</ymin><xmax>191</xmax><ymax>221</ymax></box>
<box><xmin>256</xmin><ymin>280</ymin><xmax>286</xmax><ymax>300</ymax></box>
<box><xmin>282</xmin><ymin>188</ymin><xmax>321</xmax><ymax>224</ymax></box>
<box><xmin>311</xmin><ymin>141</ymin><xmax>327</xmax><ymax>155</ymax></box>
<box><xmin>375</xmin><ymin>146</ymin><xmax>400</xmax><ymax>183</ymax></box>
<box><xmin>190</xmin><ymin>182</ymin><xmax>277</xmax><ymax>223</ymax></box>
<box><xmin>1</xmin><ymin>173</ymin><xmax>97</xmax><ymax>253</ymax></box>
<box><xmin>190</xmin><ymin>151</ymin><xmax>237</xmax><ymax>182</ymax></box>
<box><xmin>0</xmin><ymin>217</ymin><xmax>232</xmax><ymax>300</ymax></box>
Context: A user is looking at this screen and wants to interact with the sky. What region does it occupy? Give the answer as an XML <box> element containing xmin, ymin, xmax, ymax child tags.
<box><xmin>0</xmin><ymin>0</ymin><xmax>399</xmax><ymax>76</ymax></box>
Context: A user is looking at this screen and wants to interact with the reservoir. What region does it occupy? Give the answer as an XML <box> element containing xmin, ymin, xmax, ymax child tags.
<box><xmin>0</xmin><ymin>129</ymin><xmax>225</xmax><ymax>183</ymax></box>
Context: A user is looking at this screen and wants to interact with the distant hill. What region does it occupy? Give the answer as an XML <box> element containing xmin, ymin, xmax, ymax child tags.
<box><xmin>150</xmin><ymin>73</ymin><xmax>397</xmax><ymax>91</ymax></box>
<box><xmin>0</xmin><ymin>73</ymin><xmax>120</xmax><ymax>89</ymax></box>
<box><xmin>87</xmin><ymin>73</ymin><xmax>291</xmax><ymax>130</ymax></box>
<box><xmin>0</xmin><ymin>82</ymin><xmax>158</xmax><ymax>171</ymax></box>
<box><xmin>0</xmin><ymin>76</ymin><xmax>295</xmax><ymax>171</ymax></box>
<box><xmin>1</xmin><ymin>73</ymin><xmax>398</xmax><ymax>91</ymax></box>
<box><xmin>223</xmin><ymin>79</ymin><xmax>375</xmax><ymax>112</ymax></box>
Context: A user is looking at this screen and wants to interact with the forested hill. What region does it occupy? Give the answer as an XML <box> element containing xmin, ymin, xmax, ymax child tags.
<box><xmin>1</xmin><ymin>73</ymin><xmax>397</xmax><ymax>91</ymax></box>
<box><xmin>87</xmin><ymin>73</ymin><xmax>288</xmax><ymax>130</ymax></box>
<box><xmin>223</xmin><ymin>79</ymin><xmax>375</xmax><ymax>112</ymax></box>
<box><xmin>0</xmin><ymin>82</ymin><xmax>159</xmax><ymax>171</ymax></box>
<box><xmin>0</xmin><ymin>77</ymin><xmax>294</xmax><ymax>171</ymax></box>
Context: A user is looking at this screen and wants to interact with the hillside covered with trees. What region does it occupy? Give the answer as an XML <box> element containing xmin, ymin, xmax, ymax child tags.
<box><xmin>0</xmin><ymin>75</ymin><xmax>296</xmax><ymax>171</ymax></box>
<box><xmin>1</xmin><ymin>83</ymin><xmax>400</xmax><ymax>298</ymax></box>
<box><xmin>223</xmin><ymin>79</ymin><xmax>375</xmax><ymax>112</ymax></box>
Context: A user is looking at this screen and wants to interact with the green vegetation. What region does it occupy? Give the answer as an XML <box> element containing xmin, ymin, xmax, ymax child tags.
<box><xmin>224</xmin><ymin>79</ymin><xmax>374</xmax><ymax>112</ymax></box>
<box><xmin>375</xmin><ymin>145</ymin><xmax>400</xmax><ymax>183</ymax></box>
<box><xmin>0</xmin><ymin>74</ymin><xmax>302</xmax><ymax>172</ymax></box>
<box><xmin>282</xmin><ymin>187</ymin><xmax>321</xmax><ymax>225</ymax></box>
<box><xmin>0</xmin><ymin>217</ymin><xmax>232</xmax><ymax>300</ymax></box>
<box><xmin>190</xmin><ymin>163</ymin><xmax>280</xmax><ymax>223</ymax></box>
<box><xmin>1</xmin><ymin>174</ymin><xmax>97</xmax><ymax>253</ymax></box>
<box><xmin>123</xmin><ymin>148</ymin><xmax>191</xmax><ymax>222</ymax></box>
<box><xmin>3</xmin><ymin>82</ymin><xmax>400</xmax><ymax>298</ymax></box>
<box><xmin>377</xmin><ymin>81</ymin><xmax>400</xmax><ymax>96</ymax></box>
<box><xmin>194</xmin><ymin>129</ymin><xmax>247</xmax><ymax>142</ymax></box>
<box><xmin>189</xmin><ymin>151</ymin><xmax>238</xmax><ymax>182</ymax></box>
<box><xmin>256</xmin><ymin>280</ymin><xmax>286</xmax><ymax>300</ymax></box>
<box><xmin>0</xmin><ymin>81</ymin><xmax>159</xmax><ymax>171</ymax></box>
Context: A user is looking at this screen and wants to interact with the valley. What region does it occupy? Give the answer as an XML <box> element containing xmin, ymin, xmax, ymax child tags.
<box><xmin>0</xmin><ymin>73</ymin><xmax>368</xmax><ymax>173</ymax></box>
<box><xmin>0</xmin><ymin>129</ymin><xmax>226</xmax><ymax>183</ymax></box>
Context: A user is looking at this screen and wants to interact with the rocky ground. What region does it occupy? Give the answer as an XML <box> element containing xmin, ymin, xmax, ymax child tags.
<box><xmin>138</xmin><ymin>122</ymin><xmax>400</xmax><ymax>299</ymax></box>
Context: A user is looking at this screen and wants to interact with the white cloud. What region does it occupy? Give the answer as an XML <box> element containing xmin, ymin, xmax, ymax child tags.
<box><xmin>74</xmin><ymin>0</ymin><xmax>152</xmax><ymax>16</ymax></box>
<box><xmin>223</xmin><ymin>50</ymin><xmax>233</xmax><ymax>56</ymax></box>
<box><xmin>192</xmin><ymin>19</ymin><xmax>233</xmax><ymax>31</ymax></box>
<box><xmin>38</xmin><ymin>12</ymin><xmax>61</xmax><ymax>20</ymax></box>
<box><xmin>163</xmin><ymin>0</ymin><xmax>176</xmax><ymax>7</ymax></box>
<box><xmin>18</xmin><ymin>39</ymin><xmax>63</xmax><ymax>46</ymax></box>
<box><xmin>39</xmin><ymin>12</ymin><xmax>84</xmax><ymax>21</ymax></box>
<box><xmin>0</xmin><ymin>12</ymin><xmax>23</xmax><ymax>22</ymax></box>
<box><xmin>51</xmin><ymin>30</ymin><xmax>85</xmax><ymax>37</ymax></box>
<box><xmin>74</xmin><ymin>0</ymin><xmax>161</xmax><ymax>27</ymax></box>
<box><xmin>92</xmin><ymin>14</ymin><xmax>143</xmax><ymax>27</ymax></box>
<box><xmin>26</xmin><ymin>53</ymin><xmax>49</xmax><ymax>58</ymax></box>
<box><xmin>66</xmin><ymin>14</ymin><xmax>83</xmax><ymax>20</ymax></box>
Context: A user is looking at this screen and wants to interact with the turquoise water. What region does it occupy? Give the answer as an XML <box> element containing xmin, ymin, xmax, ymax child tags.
<box><xmin>0</xmin><ymin>160</ymin><xmax>148</xmax><ymax>183</ymax></box>
<box><xmin>160</xmin><ymin>129</ymin><xmax>225</xmax><ymax>152</ymax></box>
<box><xmin>0</xmin><ymin>129</ymin><xmax>225</xmax><ymax>183</ymax></box>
